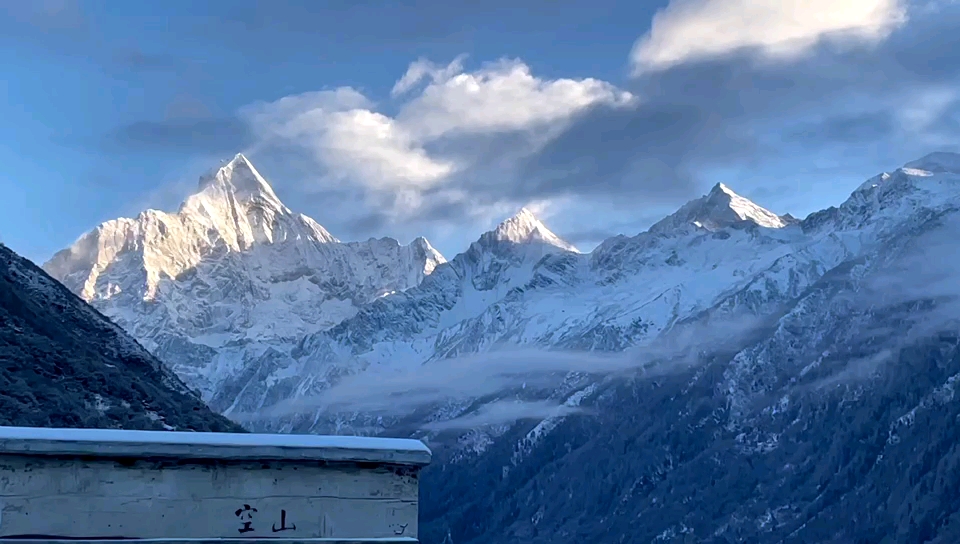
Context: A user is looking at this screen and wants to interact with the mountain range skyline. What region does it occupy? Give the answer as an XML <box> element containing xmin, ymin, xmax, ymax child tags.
<box><xmin>36</xmin><ymin>151</ymin><xmax>846</xmax><ymax>267</ymax></box>
<box><xmin>6</xmin><ymin>18</ymin><xmax>960</xmax><ymax>528</ymax></box>
<box><xmin>39</xmin><ymin>147</ymin><xmax>960</xmax><ymax>435</ymax></box>
<box><xmin>6</xmin><ymin>0</ymin><xmax>960</xmax><ymax>268</ymax></box>
<box><xmin>6</xmin><ymin>1</ymin><xmax>960</xmax><ymax>541</ymax></box>
<box><xmin>4</xmin><ymin>140</ymin><xmax>960</xmax><ymax>541</ymax></box>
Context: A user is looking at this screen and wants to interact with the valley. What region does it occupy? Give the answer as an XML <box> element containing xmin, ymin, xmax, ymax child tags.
<box><xmin>36</xmin><ymin>151</ymin><xmax>960</xmax><ymax>542</ymax></box>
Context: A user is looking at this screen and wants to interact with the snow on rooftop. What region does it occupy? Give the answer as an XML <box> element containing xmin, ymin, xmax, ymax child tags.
<box><xmin>0</xmin><ymin>426</ymin><xmax>431</xmax><ymax>465</ymax></box>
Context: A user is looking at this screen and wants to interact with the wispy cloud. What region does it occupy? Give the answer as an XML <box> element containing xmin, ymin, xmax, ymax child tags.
<box><xmin>421</xmin><ymin>400</ymin><xmax>589</xmax><ymax>431</ymax></box>
<box><xmin>857</xmin><ymin>212</ymin><xmax>960</xmax><ymax>336</ymax></box>
<box><xmin>802</xmin><ymin>210</ymin><xmax>960</xmax><ymax>390</ymax></box>
<box><xmin>258</xmin><ymin>312</ymin><xmax>767</xmax><ymax>428</ymax></box>
<box><xmin>391</xmin><ymin>55</ymin><xmax>468</xmax><ymax>97</ymax></box>
<box><xmin>238</xmin><ymin>58</ymin><xmax>635</xmax><ymax>231</ymax></box>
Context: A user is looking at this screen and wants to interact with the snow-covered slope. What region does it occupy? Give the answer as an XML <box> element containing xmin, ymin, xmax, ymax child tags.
<box><xmin>648</xmin><ymin>182</ymin><xmax>795</xmax><ymax>233</ymax></box>
<box><xmin>422</xmin><ymin>153</ymin><xmax>960</xmax><ymax>544</ymax></box>
<box><xmin>208</xmin><ymin>206</ymin><xmax>583</xmax><ymax>419</ymax></box>
<box><xmin>206</xmin><ymin>183</ymin><xmax>777</xmax><ymax>425</ymax></box>
<box><xmin>45</xmin><ymin>151</ymin><xmax>960</xmax><ymax>450</ymax></box>
<box><xmin>43</xmin><ymin>154</ymin><xmax>445</xmax><ymax>398</ymax></box>
<box><xmin>208</xmin><ymin>153</ymin><xmax>960</xmax><ymax>439</ymax></box>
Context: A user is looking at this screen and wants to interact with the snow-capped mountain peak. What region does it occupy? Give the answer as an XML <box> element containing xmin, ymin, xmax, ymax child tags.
<box><xmin>409</xmin><ymin>237</ymin><xmax>445</xmax><ymax>275</ymax></box>
<box><xmin>43</xmin><ymin>154</ymin><xmax>447</xmax><ymax>398</ymax></box>
<box><xmin>482</xmin><ymin>208</ymin><xmax>579</xmax><ymax>253</ymax></box>
<box><xmin>852</xmin><ymin>152</ymin><xmax>960</xmax><ymax>197</ymax></box>
<box><xmin>650</xmin><ymin>182</ymin><xmax>790</xmax><ymax>234</ymax></box>
<box><xmin>903</xmin><ymin>151</ymin><xmax>960</xmax><ymax>174</ymax></box>
<box><xmin>174</xmin><ymin>154</ymin><xmax>337</xmax><ymax>250</ymax></box>
<box><xmin>195</xmin><ymin>153</ymin><xmax>284</xmax><ymax>210</ymax></box>
<box><xmin>42</xmin><ymin>146</ymin><xmax>960</xmax><ymax>464</ymax></box>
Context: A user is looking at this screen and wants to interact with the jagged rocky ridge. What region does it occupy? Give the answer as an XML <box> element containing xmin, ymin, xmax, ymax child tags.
<box><xmin>44</xmin><ymin>151</ymin><xmax>960</xmax><ymax>542</ymax></box>
<box><xmin>0</xmin><ymin>243</ymin><xmax>241</xmax><ymax>431</ymax></box>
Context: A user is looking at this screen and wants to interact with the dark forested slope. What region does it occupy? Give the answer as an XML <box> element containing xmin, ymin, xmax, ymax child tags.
<box><xmin>0</xmin><ymin>243</ymin><xmax>241</xmax><ymax>432</ymax></box>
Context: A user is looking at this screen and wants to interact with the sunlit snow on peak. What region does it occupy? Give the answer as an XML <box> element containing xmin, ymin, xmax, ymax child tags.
<box><xmin>195</xmin><ymin>153</ymin><xmax>284</xmax><ymax>210</ymax></box>
<box><xmin>42</xmin><ymin>153</ymin><xmax>445</xmax><ymax>352</ymax></box>
<box><xmin>650</xmin><ymin>182</ymin><xmax>790</xmax><ymax>234</ymax></box>
<box><xmin>486</xmin><ymin>208</ymin><xmax>579</xmax><ymax>253</ymax></box>
<box><xmin>903</xmin><ymin>151</ymin><xmax>960</xmax><ymax>174</ymax></box>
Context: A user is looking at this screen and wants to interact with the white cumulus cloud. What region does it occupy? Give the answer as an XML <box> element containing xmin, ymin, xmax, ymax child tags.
<box><xmin>398</xmin><ymin>58</ymin><xmax>634</xmax><ymax>141</ymax></box>
<box><xmin>630</xmin><ymin>0</ymin><xmax>908</xmax><ymax>75</ymax></box>
<box><xmin>241</xmin><ymin>57</ymin><xmax>634</xmax><ymax>217</ymax></box>
<box><xmin>241</xmin><ymin>88</ymin><xmax>454</xmax><ymax>190</ymax></box>
<box><xmin>322</xmin><ymin>109</ymin><xmax>456</xmax><ymax>189</ymax></box>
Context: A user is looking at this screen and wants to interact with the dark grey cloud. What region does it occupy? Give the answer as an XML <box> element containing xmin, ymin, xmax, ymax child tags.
<box><xmin>742</xmin><ymin>184</ymin><xmax>799</xmax><ymax>205</ymax></box>
<box><xmin>0</xmin><ymin>0</ymin><xmax>92</xmax><ymax>56</ymax></box>
<box><xmin>0</xmin><ymin>4</ymin><xmax>201</xmax><ymax>82</ymax></box>
<box><xmin>365</xmin><ymin>96</ymin><xmax>760</xmax><ymax>230</ymax></box>
<box><xmin>320</xmin><ymin>5</ymin><xmax>960</xmax><ymax>246</ymax></box>
<box><xmin>342</xmin><ymin>213</ymin><xmax>391</xmax><ymax>238</ymax></box>
<box><xmin>785</xmin><ymin>111</ymin><xmax>899</xmax><ymax>147</ymax></box>
<box><xmin>315</xmin><ymin>185</ymin><xmax>474</xmax><ymax>242</ymax></box>
<box><xmin>497</xmin><ymin>5</ymin><xmax>960</xmax><ymax>215</ymax></box>
<box><xmin>316</xmin><ymin>102</ymin><xmax>726</xmax><ymax>238</ymax></box>
<box><xmin>205</xmin><ymin>1</ymin><xmax>472</xmax><ymax>43</ymax></box>
<box><xmin>514</xmin><ymin>103</ymin><xmax>729</xmax><ymax>201</ymax></box>
<box><xmin>560</xmin><ymin>212</ymin><xmax>671</xmax><ymax>247</ymax></box>
<box><xmin>562</xmin><ymin>228</ymin><xmax>625</xmax><ymax>247</ymax></box>
<box><xmin>104</xmin><ymin>117</ymin><xmax>252</xmax><ymax>155</ymax></box>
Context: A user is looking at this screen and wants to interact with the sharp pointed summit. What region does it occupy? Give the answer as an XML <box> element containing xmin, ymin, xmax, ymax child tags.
<box><xmin>651</xmin><ymin>183</ymin><xmax>790</xmax><ymax>234</ymax></box>
<box><xmin>195</xmin><ymin>153</ymin><xmax>283</xmax><ymax>209</ymax></box>
<box><xmin>482</xmin><ymin>208</ymin><xmax>578</xmax><ymax>253</ymax></box>
<box><xmin>43</xmin><ymin>153</ymin><xmax>448</xmax><ymax>398</ymax></box>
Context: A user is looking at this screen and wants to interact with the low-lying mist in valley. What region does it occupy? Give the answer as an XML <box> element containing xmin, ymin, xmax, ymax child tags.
<box><xmin>237</xmin><ymin>208</ymin><xmax>960</xmax><ymax>440</ymax></box>
<box><xmin>243</xmin><ymin>311</ymin><xmax>770</xmax><ymax>432</ymax></box>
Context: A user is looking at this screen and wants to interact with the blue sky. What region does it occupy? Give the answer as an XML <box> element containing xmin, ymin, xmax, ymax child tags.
<box><xmin>2</xmin><ymin>0</ymin><xmax>960</xmax><ymax>263</ymax></box>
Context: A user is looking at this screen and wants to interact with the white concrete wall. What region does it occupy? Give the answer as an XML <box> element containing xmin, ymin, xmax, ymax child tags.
<box><xmin>0</xmin><ymin>455</ymin><xmax>420</xmax><ymax>541</ymax></box>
